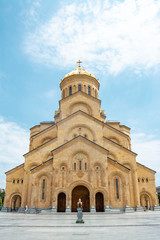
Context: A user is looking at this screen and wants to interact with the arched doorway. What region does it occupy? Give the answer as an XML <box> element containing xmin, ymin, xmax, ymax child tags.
<box><xmin>57</xmin><ymin>192</ymin><xmax>66</xmax><ymax>212</ymax></box>
<box><xmin>72</xmin><ymin>185</ymin><xmax>90</xmax><ymax>212</ymax></box>
<box><xmin>95</xmin><ymin>192</ymin><xmax>104</xmax><ymax>212</ymax></box>
<box><xmin>140</xmin><ymin>193</ymin><xmax>151</xmax><ymax>210</ymax></box>
<box><xmin>11</xmin><ymin>195</ymin><xmax>21</xmax><ymax>212</ymax></box>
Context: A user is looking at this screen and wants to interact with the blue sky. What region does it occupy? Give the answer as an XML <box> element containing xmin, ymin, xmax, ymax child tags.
<box><xmin>0</xmin><ymin>0</ymin><xmax>160</xmax><ymax>188</ymax></box>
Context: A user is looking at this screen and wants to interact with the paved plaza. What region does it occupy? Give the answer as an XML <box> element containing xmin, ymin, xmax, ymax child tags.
<box><xmin>0</xmin><ymin>211</ymin><xmax>160</xmax><ymax>240</ymax></box>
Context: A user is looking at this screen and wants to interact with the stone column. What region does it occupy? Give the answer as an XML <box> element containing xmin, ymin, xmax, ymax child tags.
<box><xmin>132</xmin><ymin>169</ymin><xmax>140</xmax><ymax>206</ymax></box>
<box><xmin>90</xmin><ymin>191</ymin><xmax>96</xmax><ymax>212</ymax></box>
<box><xmin>21</xmin><ymin>169</ymin><xmax>29</xmax><ymax>207</ymax></box>
<box><xmin>27</xmin><ymin>173</ymin><xmax>33</xmax><ymax>207</ymax></box>
<box><xmin>66</xmin><ymin>193</ymin><xmax>71</xmax><ymax>212</ymax></box>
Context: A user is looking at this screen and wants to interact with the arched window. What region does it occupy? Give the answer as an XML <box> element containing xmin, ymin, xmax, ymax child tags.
<box><xmin>142</xmin><ymin>178</ymin><xmax>144</xmax><ymax>183</ymax></box>
<box><xmin>138</xmin><ymin>178</ymin><xmax>140</xmax><ymax>182</ymax></box>
<box><xmin>88</xmin><ymin>86</ymin><xmax>91</xmax><ymax>95</ymax></box>
<box><xmin>42</xmin><ymin>179</ymin><xmax>45</xmax><ymax>200</ymax></box>
<box><xmin>115</xmin><ymin>178</ymin><xmax>119</xmax><ymax>199</ymax></box>
<box><xmin>17</xmin><ymin>179</ymin><xmax>19</xmax><ymax>184</ymax></box>
<box><xmin>95</xmin><ymin>89</ymin><xmax>97</xmax><ymax>98</ymax></box>
<box><xmin>146</xmin><ymin>178</ymin><xmax>148</xmax><ymax>182</ymax></box>
<box><xmin>85</xmin><ymin>162</ymin><xmax>87</xmax><ymax>170</ymax></box>
<box><xmin>62</xmin><ymin>90</ymin><xmax>65</xmax><ymax>98</ymax></box>
<box><xmin>79</xmin><ymin>160</ymin><xmax>82</xmax><ymax>170</ymax></box>
<box><xmin>13</xmin><ymin>179</ymin><xmax>15</xmax><ymax>184</ymax></box>
<box><xmin>74</xmin><ymin>163</ymin><xmax>76</xmax><ymax>170</ymax></box>
<box><xmin>69</xmin><ymin>86</ymin><xmax>72</xmax><ymax>96</ymax></box>
<box><xmin>78</xmin><ymin>85</ymin><xmax>82</xmax><ymax>91</ymax></box>
<box><xmin>21</xmin><ymin>180</ymin><xmax>23</xmax><ymax>184</ymax></box>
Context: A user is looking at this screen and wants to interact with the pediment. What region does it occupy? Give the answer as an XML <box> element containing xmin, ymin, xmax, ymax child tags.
<box><xmin>51</xmin><ymin>135</ymin><xmax>109</xmax><ymax>155</ymax></box>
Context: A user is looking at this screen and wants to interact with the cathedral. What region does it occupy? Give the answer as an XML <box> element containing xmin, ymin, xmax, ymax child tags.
<box><xmin>3</xmin><ymin>61</ymin><xmax>159</xmax><ymax>213</ymax></box>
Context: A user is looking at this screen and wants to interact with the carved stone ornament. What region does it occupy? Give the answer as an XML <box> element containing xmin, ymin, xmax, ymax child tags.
<box><xmin>77</xmin><ymin>171</ymin><xmax>84</xmax><ymax>178</ymax></box>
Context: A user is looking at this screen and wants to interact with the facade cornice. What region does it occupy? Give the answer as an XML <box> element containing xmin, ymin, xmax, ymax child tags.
<box><xmin>5</xmin><ymin>163</ymin><xmax>24</xmax><ymax>175</ymax></box>
<box><xmin>103</xmin><ymin>136</ymin><xmax>137</xmax><ymax>156</ymax></box>
<box><xmin>137</xmin><ymin>162</ymin><xmax>156</xmax><ymax>173</ymax></box>
<box><xmin>23</xmin><ymin>137</ymin><xmax>57</xmax><ymax>157</ymax></box>
<box><xmin>30</xmin><ymin>158</ymin><xmax>53</xmax><ymax>172</ymax></box>
<box><xmin>30</xmin><ymin>110</ymin><xmax>129</xmax><ymax>141</ymax></box>
<box><xmin>107</xmin><ymin>157</ymin><xmax>130</xmax><ymax>171</ymax></box>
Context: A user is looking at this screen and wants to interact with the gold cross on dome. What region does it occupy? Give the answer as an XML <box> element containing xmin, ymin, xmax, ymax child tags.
<box><xmin>77</xmin><ymin>59</ymin><xmax>82</xmax><ymax>67</ymax></box>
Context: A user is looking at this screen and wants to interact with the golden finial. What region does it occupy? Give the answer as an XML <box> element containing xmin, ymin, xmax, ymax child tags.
<box><xmin>76</xmin><ymin>59</ymin><xmax>82</xmax><ymax>68</ymax></box>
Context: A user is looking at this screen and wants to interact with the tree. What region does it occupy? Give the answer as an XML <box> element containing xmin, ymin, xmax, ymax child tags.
<box><xmin>0</xmin><ymin>191</ymin><xmax>5</xmax><ymax>205</ymax></box>
<box><xmin>0</xmin><ymin>197</ymin><xmax>2</xmax><ymax>207</ymax></box>
<box><xmin>158</xmin><ymin>193</ymin><xmax>160</xmax><ymax>205</ymax></box>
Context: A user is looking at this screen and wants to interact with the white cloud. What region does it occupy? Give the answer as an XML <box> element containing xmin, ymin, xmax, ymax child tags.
<box><xmin>0</xmin><ymin>117</ymin><xmax>29</xmax><ymax>188</ymax></box>
<box><xmin>131</xmin><ymin>133</ymin><xmax>160</xmax><ymax>186</ymax></box>
<box><xmin>24</xmin><ymin>0</ymin><xmax>160</xmax><ymax>74</ymax></box>
<box><xmin>0</xmin><ymin>117</ymin><xmax>29</xmax><ymax>164</ymax></box>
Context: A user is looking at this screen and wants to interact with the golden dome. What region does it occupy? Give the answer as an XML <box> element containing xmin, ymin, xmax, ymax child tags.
<box><xmin>62</xmin><ymin>66</ymin><xmax>98</xmax><ymax>81</ymax></box>
<box><xmin>61</xmin><ymin>60</ymin><xmax>99</xmax><ymax>83</ymax></box>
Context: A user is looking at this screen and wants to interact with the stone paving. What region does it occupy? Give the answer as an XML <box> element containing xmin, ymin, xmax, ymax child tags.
<box><xmin>0</xmin><ymin>211</ymin><xmax>160</xmax><ymax>240</ymax></box>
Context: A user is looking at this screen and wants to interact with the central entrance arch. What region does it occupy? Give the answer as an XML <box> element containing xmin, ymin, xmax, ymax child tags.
<box><xmin>72</xmin><ymin>185</ymin><xmax>90</xmax><ymax>212</ymax></box>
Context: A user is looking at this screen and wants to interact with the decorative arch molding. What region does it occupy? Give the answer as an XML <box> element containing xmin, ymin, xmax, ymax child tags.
<box><xmin>43</xmin><ymin>152</ymin><xmax>53</xmax><ymax>161</ymax></box>
<box><xmin>58</xmin><ymin>162</ymin><xmax>68</xmax><ymax>170</ymax></box>
<box><xmin>71</xmin><ymin>150</ymin><xmax>89</xmax><ymax>160</ymax></box>
<box><xmin>69</xmin><ymin>101</ymin><xmax>92</xmax><ymax>115</ymax></box>
<box><xmin>64</xmin><ymin>123</ymin><xmax>96</xmax><ymax>142</ymax></box>
<box><xmin>93</xmin><ymin>162</ymin><xmax>103</xmax><ymax>168</ymax></box>
<box><xmin>108</xmin><ymin>152</ymin><xmax>118</xmax><ymax>161</ymax></box>
<box><xmin>140</xmin><ymin>191</ymin><xmax>154</xmax><ymax>207</ymax></box>
<box><xmin>56</xmin><ymin>189</ymin><xmax>67</xmax><ymax>196</ymax></box>
<box><xmin>41</xmin><ymin>136</ymin><xmax>53</xmax><ymax>145</ymax></box>
<box><xmin>35</xmin><ymin>171</ymin><xmax>51</xmax><ymax>185</ymax></box>
<box><xmin>29</xmin><ymin>162</ymin><xmax>39</xmax><ymax>171</ymax></box>
<box><xmin>9</xmin><ymin>192</ymin><xmax>22</xmax><ymax>207</ymax></box>
<box><xmin>68</xmin><ymin>180</ymin><xmax>93</xmax><ymax>196</ymax></box>
<box><xmin>94</xmin><ymin>188</ymin><xmax>108</xmax><ymax>200</ymax></box>
<box><xmin>108</xmin><ymin>171</ymin><xmax>126</xmax><ymax>185</ymax></box>
<box><xmin>121</xmin><ymin>161</ymin><xmax>134</xmax><ymax>171</ymax></box>
<box><xmin>108</xmin><ymin>136</ymin><xmax>121</xmax><ymax>145</ymax></box>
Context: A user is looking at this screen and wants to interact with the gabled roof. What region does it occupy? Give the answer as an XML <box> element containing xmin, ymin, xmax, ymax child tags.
<box><xmin>103</xmin><ymin>136</ymin><xmax>137</xmax><ymax>156</ymax></box>
<box><xmin>137</xmin><ymin>162</ymin><xmax>156</xmax><ymax>173</ymax></box>
<box><xmin>23</xmin><ymin>137</ymin><xmax>57</xmax><ymax>156</ymax></box>
<box><xmin>31</xmin><ymin>110</ymin><xmax>129</xmax><ymax>140</ymax></box>
<box><xmin>30</xmin><ymin>136</ymin><xmax>130</xmax><ymax>173</ymax></box>
<box><xmin>5</xmin><ymin>163</ymin><xmax>24</xmax><ymax>174</ymax></box>
<box><xmin>51</xmin><ymin>135</ymin><xmax>109</xmax><ymax>154</ymax></box>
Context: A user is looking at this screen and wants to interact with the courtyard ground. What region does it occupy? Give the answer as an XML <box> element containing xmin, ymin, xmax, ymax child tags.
<box><xmin>0</xmin><ymin>211</ymin><xmax>160</xmax><ymax>240</ymax></box>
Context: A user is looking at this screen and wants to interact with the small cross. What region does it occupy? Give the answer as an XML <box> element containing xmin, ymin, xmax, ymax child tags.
<box><xmin>76</xmin><ymin>59</ymin><xmax>82</xmax><ymax>68</ymax></box>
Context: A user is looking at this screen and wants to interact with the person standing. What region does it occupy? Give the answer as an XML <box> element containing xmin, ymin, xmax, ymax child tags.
<box><xmin>25</xmin><ymin>205</ymin><xmax>28</xmax><ymax>215</ymax></box>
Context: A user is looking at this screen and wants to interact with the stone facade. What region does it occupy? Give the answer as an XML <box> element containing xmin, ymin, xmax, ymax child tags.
<box><xmin>3</xmin><ymin>64</ymin><xmax>159</xmax><ymax>213</ymax></box>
